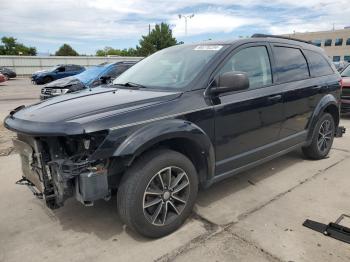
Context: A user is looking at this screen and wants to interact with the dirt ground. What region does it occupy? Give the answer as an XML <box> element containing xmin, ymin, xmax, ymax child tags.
<box><xmin>1</xmin><ymin>78</ymin><xmax>350</xmax><ymax>262</ymax></box>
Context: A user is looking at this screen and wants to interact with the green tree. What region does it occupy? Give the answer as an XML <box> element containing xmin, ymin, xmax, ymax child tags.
<box><xmin>95</xmin><ymin>46</ymin><xmax>139</xmax><ymax>57</ymax></box>
<box><xmin>55</xmin><ymin>44</ymin><xmax>79</xmax><ymax>56</ymax></box>
<box><xmin>0</xmin><ymin>36</ymin><xmax>37</xmax><ymax>55</ymax></box>
<box><xmin>136</xmin><ymin>23</ymin><xmax>177</xmax><ymax>56</ymax></box>
<box><xmin>95</xmin><ymin>22</ymin><xmax>177</xmax><ymax>57</ymax></box>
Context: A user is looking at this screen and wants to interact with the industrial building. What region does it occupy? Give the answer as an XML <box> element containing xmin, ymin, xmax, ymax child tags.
<box><xmin>284</xmin><ymin>28</ymin><xmax>350</xmax><ymax>62</ymax></box>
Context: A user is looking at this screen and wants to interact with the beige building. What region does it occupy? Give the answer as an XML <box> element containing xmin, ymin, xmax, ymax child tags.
<box><xmin>284</xmin><ymin>28</ymin><xmax>350</xmax><ymax>62</ymax></box>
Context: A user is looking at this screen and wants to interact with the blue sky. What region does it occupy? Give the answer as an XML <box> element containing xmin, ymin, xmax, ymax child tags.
<box><xmin>0</xmin><ymin>0</ymin><xmax>349</xmax><ymax>55</ymax></box>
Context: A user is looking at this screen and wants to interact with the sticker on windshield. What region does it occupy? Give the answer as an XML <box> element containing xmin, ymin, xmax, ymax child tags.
<box><xmin>194</xmin><ymin>45</ymin><xmax>223</xmax><ymax>51</ymax></box>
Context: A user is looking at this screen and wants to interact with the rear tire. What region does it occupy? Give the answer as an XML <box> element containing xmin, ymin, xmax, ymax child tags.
<box><xmin>117</xmin><ymin>149</ymin><xmax>198</xmax><ymax>238</ymax></box>
<box><xmin>302</xmin><ymin>113</ymin><xmax>335</xmax><ymax>160</ymax></box>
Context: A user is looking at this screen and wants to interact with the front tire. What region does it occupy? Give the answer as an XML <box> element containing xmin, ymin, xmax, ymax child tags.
<box><xmin>302</xmin><ymin>113</ymin><xmax>335</xmax><ymax>160</ymax></box>
<box><xmin>117</xmin><ymin>149</ymin><xmax>198</xmax><ymax>238</ymax></box>
<box><xmin>43</xmin><ymin>76</ymin><xmax>53</xmax><ymax>84</ymax></box>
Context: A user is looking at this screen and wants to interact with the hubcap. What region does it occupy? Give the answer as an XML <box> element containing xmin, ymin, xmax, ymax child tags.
<box><xmin>317</xmin><ymin>119</ymin><xmax>333</xmax><ymax>153</ymax></box>
<box><xmin>143</xmin><ymin>166</ymin><xmax>190</xmax><ymax>226</ymax></box>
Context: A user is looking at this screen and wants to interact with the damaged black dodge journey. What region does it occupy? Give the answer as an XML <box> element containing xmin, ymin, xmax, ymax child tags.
<box><xmin>5</xmin><ymin>34</ymin><xmax>343</xmax><ymax>238</ymax></box>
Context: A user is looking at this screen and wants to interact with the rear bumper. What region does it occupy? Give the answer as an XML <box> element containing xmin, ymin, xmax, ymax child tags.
<box><xmin>341</xmin><ymin>99</ymin><xmax>350</xmax><ymax>113</ymax></box>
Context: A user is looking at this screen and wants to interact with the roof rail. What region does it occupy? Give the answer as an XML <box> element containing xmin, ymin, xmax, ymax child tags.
<box><xmin>251</xmin><ymin>34</ymin><xmax>312</xmax><ymax>44</ymax></box>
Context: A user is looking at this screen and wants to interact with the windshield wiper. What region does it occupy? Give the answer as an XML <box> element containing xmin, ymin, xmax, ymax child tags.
<box><xmin>114</xmin><ymin>82</ymin><xmax>147</xmax><ymax>89</ymax></box>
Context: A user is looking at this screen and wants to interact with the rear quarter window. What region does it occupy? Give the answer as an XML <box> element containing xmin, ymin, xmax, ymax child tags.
<box><xmin>304</xmin><ymin>50</ymin><xmax>334</xmax><ymax>77</ymax></box>
<box><xmin>273</xmin><ymin>46</ymin><xmax>309</xmax><ymax>83</ymax></box>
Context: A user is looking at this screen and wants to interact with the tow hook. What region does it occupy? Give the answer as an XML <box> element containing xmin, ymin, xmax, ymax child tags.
<box><xmin>336</xmin><ymin>126</ymin><xmax>346</xmax><ymax>138</ymax></box>
<box><xmin>15</xmin><ymin>177</ymin><xmax>43</xmax><ymax>199</ymax></box>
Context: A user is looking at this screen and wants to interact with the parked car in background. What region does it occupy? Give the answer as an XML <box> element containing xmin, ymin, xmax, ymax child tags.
<box><xmin>40</xmin><ymin>61</ymin><xmax>137</xmax><ymax>100</ymax></box>
<box><xmin>0</xmin><ymin>73</ymin><xmax>7</xmax><ymax>83</ymax></box>
<box><xmin>0</xmin><ymin>67</ymin><xmax>16</xmax><ymax>79</ymax></box>
<box><xmin>5</xmin><ymin>35</ymin><xmax>343</xmax><ymax>238</ymax></box>
<box><xmin>334</xmin><ymin>61</ymin><xmax>349</xmax><ymax>72</ymax></box>
<box><xmin>340</xmin><ymin>64</ymin><xmax>350</xmax><ymax>113</ymax></box>
<box><xmin>31</xmin><ymin>64</ymin><xmax>85</xmax><ymax>84</ymax></box>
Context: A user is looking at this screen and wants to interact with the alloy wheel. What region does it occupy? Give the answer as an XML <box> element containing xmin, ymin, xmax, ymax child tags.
<box><xmin>317</xmin><ymin>119</ymin><xmax>333</xmax><ymax>153</ymax></box>
<box><xmin>143</xmin><ymin>166</ymin><xmax>190</xmax><ymax>226</ymax></box>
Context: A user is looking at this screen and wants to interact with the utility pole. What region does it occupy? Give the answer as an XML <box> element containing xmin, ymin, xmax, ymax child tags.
<box><xmin>178</xmin><ymin>14</ymin><xmax>194</xmax><ymax>36</ymax></box>
<box><xmin>149</xmin><ymin>24</ymin><xmax>151</xmax><ymax>35</ymax></box>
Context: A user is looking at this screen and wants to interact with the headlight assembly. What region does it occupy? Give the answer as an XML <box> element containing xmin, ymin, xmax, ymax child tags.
<box><xmin>51</xmin><ymin>88</ymin><xmax>70</xmax><ymax>95</ymax></box>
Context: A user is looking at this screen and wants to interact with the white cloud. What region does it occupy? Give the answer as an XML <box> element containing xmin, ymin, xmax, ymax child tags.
<box><xmin>0</xmin><ymin>0</ymin><xmax>350</xmax><ymax>50</ymax></box>
<box><xmin>170</xmin><ymin>12</ymin><xmax>263</xmax><ymax>37</ymax></box>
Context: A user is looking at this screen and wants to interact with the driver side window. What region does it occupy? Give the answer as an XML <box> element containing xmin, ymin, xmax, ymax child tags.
<box><xmin>219</xmin><ymin>46</ymin><xmax>272</xmax><ymax>89</ymax></box>
<box><xmin>57</xmin><ymin>66</ymin><xmax>65</xmax><ymax>72</ymax></box>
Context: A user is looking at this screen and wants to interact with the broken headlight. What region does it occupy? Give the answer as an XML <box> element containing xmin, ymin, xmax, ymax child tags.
<box><xmin>51</xmin><ymin>88</ymin><xmax>70</xmax><ymax>95</ymax></box>
<box><xmin>59</xmin><ymin>130</ymin><xmax>108</xmax><ymax>158</ymax></box>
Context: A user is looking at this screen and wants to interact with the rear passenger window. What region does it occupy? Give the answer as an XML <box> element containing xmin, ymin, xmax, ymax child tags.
<box><xmin>65</xmin><ymin>66</ymin><xmax>74</xmax><ymax>72</ymax></box>
<box><xmin>304</xmin><ymin>50</ymin><xmax>333</xmax><ymax>77</ymax></box>
<box><xmin>219</xmin><ymin>46</ymin><xmax>272</xmax><ymax>89</ymax></box>
<box><xmin>274</xmin><ymin>46</ymin><xmax>309</xmax><ymax>83</ymax></box>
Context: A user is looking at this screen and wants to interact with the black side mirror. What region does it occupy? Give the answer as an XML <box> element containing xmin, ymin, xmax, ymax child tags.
<box><xmin>100</xmin><ymin>76</ymin><xmax>112</xmax><ymax>84</ymax></box>
<box><xmin>211</xmin><ymin>71</ymin><xmax>249</xmax><ymax>95</ymax></box>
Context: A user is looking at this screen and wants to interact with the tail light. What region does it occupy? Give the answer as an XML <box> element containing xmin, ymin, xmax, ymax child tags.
<box><xmin>339</xmin><ymin>79</ymin><xmax>343</xmax><ymax>89</ymax></box>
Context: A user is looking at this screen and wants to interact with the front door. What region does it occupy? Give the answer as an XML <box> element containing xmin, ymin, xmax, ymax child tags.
<box><xmin>212</xmin><ymin>43</ymin><xmax>284</xmax><ymax>177</ymax></box>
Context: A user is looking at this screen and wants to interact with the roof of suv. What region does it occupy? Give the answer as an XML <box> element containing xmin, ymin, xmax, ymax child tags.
<box><xmin>195</xmin><ymin>34</ymin><xmax>321</xmax><ymax>52</ymax></box>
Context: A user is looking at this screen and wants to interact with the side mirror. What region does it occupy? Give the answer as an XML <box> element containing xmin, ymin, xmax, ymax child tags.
<box><xmin>100</xmin><ymin>75</ymin><xmax>112</xmax><ymax>84</ymax></box>
<box><xmin>211</xmin><ymin>71</ymin><xmax>249</xmax><ymax>95</ymax></box>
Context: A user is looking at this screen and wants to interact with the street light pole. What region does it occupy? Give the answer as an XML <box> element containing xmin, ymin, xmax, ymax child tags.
<box><xmin>178</xmin><ymin>14</ymin><xmax>194</xmax><ymax>36</ymax></box>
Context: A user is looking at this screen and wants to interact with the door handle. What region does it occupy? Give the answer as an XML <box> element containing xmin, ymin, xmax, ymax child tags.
<box><xmin>267</xmin><ymin>94</ymin><xmax>282</xmax><ymax>102</ymax></box>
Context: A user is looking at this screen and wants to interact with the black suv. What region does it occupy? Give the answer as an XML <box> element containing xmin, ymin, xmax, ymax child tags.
<box><xmin>4</xmin><ymin>35</ymin><xmax>342</xmax><ymax>238</ymax></box>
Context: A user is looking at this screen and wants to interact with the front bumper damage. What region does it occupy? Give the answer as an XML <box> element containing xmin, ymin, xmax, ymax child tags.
<box><xmin>13</xmin><ymin>134</ymin><xmax>110</xmax><ymax>209</ymax></box>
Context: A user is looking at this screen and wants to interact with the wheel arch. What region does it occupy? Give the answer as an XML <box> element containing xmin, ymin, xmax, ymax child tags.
<box><xmin>306</xmin><ymin>94</ymin><xmax>340</xmax><ymax>142</ymax></box>
<box><xmin>112</xmin><ymin>119</ymin><xmax>215</xmax><ymax>187</ymax></box>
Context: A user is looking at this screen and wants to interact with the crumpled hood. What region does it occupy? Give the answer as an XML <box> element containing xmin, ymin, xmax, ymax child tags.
<box><xmin>5</xmin><ymin>87</ymin><xmax>182</xmax><ymax>135</ymax></box>
<box><xmin>43</xmin><ymin>76</ymin><xmax>83</xmax><ymax>89</ymax></box>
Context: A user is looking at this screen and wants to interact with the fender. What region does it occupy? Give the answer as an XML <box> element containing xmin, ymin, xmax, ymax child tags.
<box><xmin>113</xmin><ymin>119</ymin><xmax>215</xmax><ymax>185</ymax></box>
<box><xmin>306</xmin><ymin>94</ymin><xmax>340</xmax><ymax>142</ymax></box>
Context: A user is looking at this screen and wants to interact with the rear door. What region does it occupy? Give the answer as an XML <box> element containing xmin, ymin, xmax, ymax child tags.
<box><xmin>65</xmin><ymin>65</ymin><xmax>82</xmax><ymax>77</ymax></box>
<box><xmin>273</xmin><ymin>44</ymin><xmax>333</xmax><ymax>147</ymax></box>
<box><xmin>271</xmin><ymin>44</ymin><xmax>316</xmax><ymax>146</ymax></box>
<box><xmin>213</xmin><ymin>43</ymin><xmax>285</xmax><ymax>176</ymax></box>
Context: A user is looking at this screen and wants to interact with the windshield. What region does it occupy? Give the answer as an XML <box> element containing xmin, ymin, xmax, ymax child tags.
<box><xmin>75</xmin><ymin>66</ymin><xmax>107</xmax><ymax>83</ymax></box>
<box><xmin>47</xmin><ymin>66</ymin><xmax>59</xmax><ymax>72</ymax></box>
<box><xmin>113</xmin><ymin>44</ymin><xmax>227</xmax><ymax>90</ymax></box>
<box><xmin>341</xmin><ymin>64</ymin><xmax>350</xmax><ymax>77</ymax></box>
